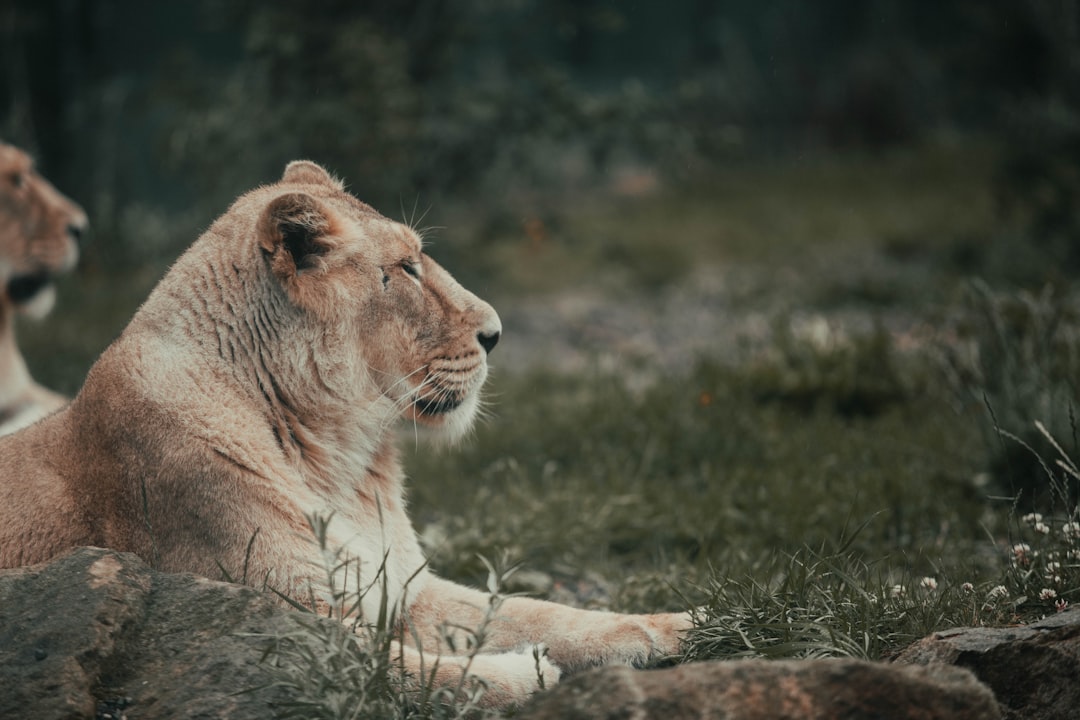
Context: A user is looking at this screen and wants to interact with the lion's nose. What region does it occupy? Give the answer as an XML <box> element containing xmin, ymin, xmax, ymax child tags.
<box><xmin>478</xmin><ymin>329</ymin><xmax>500</xmax><ymax>354</ymax></box>
<box><xmin>68</xmin><ymin>222</ymin><xmax>87</xmax><ymax>247</ymax></box>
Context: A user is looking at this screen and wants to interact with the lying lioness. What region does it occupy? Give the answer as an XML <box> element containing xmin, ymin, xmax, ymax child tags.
<box><xmin>0</xmin><ymin>140</ymin><xmax>87</xmax><ymax>434</ymax></box>
<box><xmin>0</xmin><ymin>161</ymin><xmax>688</xmax><ymax>708</ymax></box>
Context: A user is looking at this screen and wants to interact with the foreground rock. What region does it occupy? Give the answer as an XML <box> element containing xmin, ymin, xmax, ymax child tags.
<box><xmin>894</xmin><ymin>609</ymin><xmax>1080</xmax><ymax>720</ymax></box>
<box><xmin>516</xmin><ymin>658</ymin><xmax>1000</xmax><ymax>720</ymax></box>
<box><xmin>0</xmin><ymin>546</ymin><xmax>299</xmax><ymax>719</ymax></box>
<box><xmin>12</xmin><ymin>548</ymin><xmax>1080</xmax><ymax>719</ymax></box>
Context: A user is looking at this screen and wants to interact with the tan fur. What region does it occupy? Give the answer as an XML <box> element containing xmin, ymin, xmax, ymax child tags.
<box><xmin>0</xmin><ymin>161</ymin><xmax>689</xmax><ymax>709</ymax></box>
<box><xmin>0</xmin><ymin>141</ymin><xmax>87</xmax><ymax>434</ymax></box>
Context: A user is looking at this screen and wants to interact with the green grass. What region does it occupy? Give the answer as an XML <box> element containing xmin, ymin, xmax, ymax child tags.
<box><xmin>408</xmin><ymin>360</ymin><xmax>985</xmax><ymax>586</ymax></box>
<box><xmin>405</xmin><ymin>329</ymin><xmax>1080</xmax><ymax>666</ymax></box>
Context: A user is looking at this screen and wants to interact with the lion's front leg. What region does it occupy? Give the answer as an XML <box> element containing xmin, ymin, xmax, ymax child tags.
<box><xmin>393</xmin><ymin>640</ymin><xmax>559</xmax><ymax>709</ymax></box>
<box><xmin>404</xmin><ymin>574</ymin><xmax>691</xmax><ymax>674</ymax></box>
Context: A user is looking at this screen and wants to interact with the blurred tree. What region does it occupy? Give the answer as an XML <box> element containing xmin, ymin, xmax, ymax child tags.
<box><xmin>1</xmin><ymin>0</ymin><xmax>1075</xmax><ymax>270</ymax></box>
<box><xmin>991</xmin><ymin>1</ymin><xmax>1080</xmax><ymax>282</ymax></box>
<box><xmin>0</xmin><ymin>1</ymin><xmax>90</xmax><ymax>184</ymax></box>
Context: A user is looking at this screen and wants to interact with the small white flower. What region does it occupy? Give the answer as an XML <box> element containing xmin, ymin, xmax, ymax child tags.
<box><xmin>1063</xmin><ymin>522</ymin><xmax>1080</xmax><ymax>540</ymax></box>
<box><xmin>1013</xmin><ymin>543</ymin><xmax>1033</xmax><ymax>565</ymax></box>
<box><xmin>1056</xmin><ymin>598</ymin><xmax>1070</xmax><ymax>613</ymax></box>
<box><xmin>1023</xmin><ymin>512</ymin><xmax>1044</xmax><ymax>525</ymax></box>
<box><xmin>919</xmin><ymin>576</ymin><xmax>938</xmax><ymax>591</ymax></box>
<box><xmin>1034</xmin><ymin>521</ymin><xmax>1051</xmax><ymax>535</ymax></box>
<box><xmin>1045</xmin><ymin>561</ymin><xmax>1062</xmax><ymax>575</ymax></box>
<box><xmin>890</xmin><ymin>584</ymin><xmax>906</xmax><ymax>598</ymax></box>
<box><xmin>987</xmin><ymin>585</ymin><xmax>1009</xmax><ymax>601</ymax></box>
<box><xmin>961</xmin><ymin>582</ymin><xmax>975</xmax><ymax>594</ymax></box>
<box><xmin>1039</xmin><ymin>588</ymin><xmax>1057</xmax><ymax>600</ymax></box>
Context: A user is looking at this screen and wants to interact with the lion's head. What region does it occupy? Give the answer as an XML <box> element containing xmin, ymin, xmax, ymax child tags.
<box><xmin>158</xmin><ymin>160</ymin><xmax>501</xmax><ymax>450</ymax></box>
<box><xmin>0</xmin><ymin>141</ymin><xmax>87</xmax><ymax>318</ymax></box>
<box><xmin>260</xmin><ymin>161</ymin><xmax>501</xmax><ymax>442</ymax></box>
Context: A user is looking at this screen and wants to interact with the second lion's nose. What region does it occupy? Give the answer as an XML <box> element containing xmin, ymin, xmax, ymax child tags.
<box><xmin>67</xmin><ymin>222</ymin><xmax>87</xmax><ymax>247</ymax></box>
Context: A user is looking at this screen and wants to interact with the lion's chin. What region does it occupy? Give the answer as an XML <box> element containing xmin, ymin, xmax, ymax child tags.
<box><xmin>405</xmin><ymin>392</ymin><xmax>481</xmax><ymax>446</ymax></box>
<box><xmin>8</xmin><ymin>278</ymin><xmax>57</xmax><ymax>319</ymax></box>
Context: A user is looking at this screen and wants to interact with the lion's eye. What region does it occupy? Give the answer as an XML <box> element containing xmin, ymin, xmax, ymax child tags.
<box><xmin>10</xmin><ymin>172</ymin><xmax>24</xmax><ymax>189</ymax></box>
<box><xmin>401</xmin><ymin>262</ymin><xmax>421</xmax><ymax>281</ymax></box>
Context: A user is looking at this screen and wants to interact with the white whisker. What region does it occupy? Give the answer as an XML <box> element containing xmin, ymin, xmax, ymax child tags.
<box><xmin>374</xmin><ymin>364</ymin><xmax>429</xmax><ymax>401</ymax></box>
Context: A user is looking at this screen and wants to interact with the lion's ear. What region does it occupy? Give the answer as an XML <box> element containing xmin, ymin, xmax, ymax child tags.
<box><xmin>258</xmin><ymin>192</ymin><xmax>336</xmax><ymax>279</ymax></box>
<box><xmin>281</xmin><ymin>160</ymin><xmax>336</xmax><ymax>187</ymax></box>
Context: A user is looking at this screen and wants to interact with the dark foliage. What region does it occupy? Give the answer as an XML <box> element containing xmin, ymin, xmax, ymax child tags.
<box><xmin>1</xmin><ymin>1</ymin><xmax>1073</xmax><ymax>273</ymax></box>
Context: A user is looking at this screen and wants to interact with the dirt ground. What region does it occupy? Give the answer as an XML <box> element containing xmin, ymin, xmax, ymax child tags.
<box><xmin>495</xmin><ymin>248</ymin><xmax>936</xmax><ymax>379</ymax></box>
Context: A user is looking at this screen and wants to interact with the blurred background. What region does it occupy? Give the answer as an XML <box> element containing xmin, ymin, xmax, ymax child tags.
<box><xmin>6</xmin><ymin>0</ymin><xmax>1080</xmax><ymax>491</ymax></box>
<box><xmin>5</xmin><ymin>1</ymin><xmax>1080</xmax><ymax>641</ymax></box>
<box><xmin>3</xmin><ymin>2</ymin><xmax>1078</xmax><ymax>372</ymax></box>
<box><xmin>4</xmin><ymin>0</ymin><xmax>1080</xmax><ymax>474</ymax></box>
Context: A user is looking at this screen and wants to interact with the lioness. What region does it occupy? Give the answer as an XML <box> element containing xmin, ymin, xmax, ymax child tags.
<box><xmin>0</xmin><ymin>161</ymin><xmax>688</xmax><ymax>708</ymax></box>
<box><xmin>0</xmin><ymin>141</ymin><xmax>87</xmax><ymax>435</ymax></box>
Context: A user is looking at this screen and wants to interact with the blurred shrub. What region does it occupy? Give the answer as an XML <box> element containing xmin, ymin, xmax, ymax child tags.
<box><xmin>152</xmin><ymin>2</ymin><xmax>706</xmax><ymax>223</ymax></box>
<box><xmin>746</xmin><ymin>316</ymin><xmax>911</xmax><ymax>417</ymax></box>
<box><xmin>145</xmin><ymin>0</ymin><xmax>992</xmax><ymax>241</ymax></box>
<box><xmin>995</xmin><ymin>99</ymin><xmax>1080</xmax><ymax>280</ymax></box>
<box><xmin>938</xmin><ymin>281</ymin><xmax>1080</xmax><ymax>506</ymax></box>
<box><xmin>158</xmin><ymin>7</ymin><xmax>422</xmax><ymax>211</ymax></box>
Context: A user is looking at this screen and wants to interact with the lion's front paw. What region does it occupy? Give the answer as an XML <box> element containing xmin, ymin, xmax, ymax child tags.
<box><xmin>638</xmin><ymin>611</ymin><xmax>694</xmax><ymax>660</ymax></box>
<box><xmin>584</xmin><ymin>611</ymin><xmax>694</xmax><ymax>670</ymax></box>
<box><xmin>466</xmin><ymin>646</ymin><xmax>562</xmax><ymax>709</ymax></box>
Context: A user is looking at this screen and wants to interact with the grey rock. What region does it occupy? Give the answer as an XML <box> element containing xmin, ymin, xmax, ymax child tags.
<box><xmin>516</xmin><ymin>657</ymin><xmax>1001</xmax><ymax>720</ymax></box>
<box><xmin>11</xmin><ymin>547</ymin><xmax>1080</xmax><ymax>720</ymax></box>
<box><xmin>0</xmin><ymin>546</ymin><xmax>301</xmax><ymax>720</ymax></box>
<box><xmin>894</xmin><ymin>609</ymin><xmax>1080</xmax><ymax>720</ymax></box>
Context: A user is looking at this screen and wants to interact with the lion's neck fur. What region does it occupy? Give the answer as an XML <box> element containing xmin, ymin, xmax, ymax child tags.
<box><xmin>126</xmin><ymin>228</ymin><xmax>404</xmax><ymax>505</ymax></box>
<box><xmin>68</xmin><ymin>226</ymin><xmax>428</xmax><ymax>617</ymax></box>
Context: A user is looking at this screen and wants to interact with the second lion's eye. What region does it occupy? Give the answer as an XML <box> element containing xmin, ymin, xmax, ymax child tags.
<box><xmin>402</xmin><ymin>262</ymin><xmax>421</xmax><ymax>280</ymax></box>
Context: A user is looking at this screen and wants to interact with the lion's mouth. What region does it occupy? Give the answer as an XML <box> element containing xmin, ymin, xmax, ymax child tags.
<box><xmin>407</xmin><ymin>359</ymin><xmax>485</xmax><ymax>422</ymax></box>
<box><xmin>414</xmin><ymin>395</ymin><xmax>464</xmax><ymax>416</ymax></box>
<box><xmin>7</xmin><ymin>272</ymin><xmax>53</xmax><ymax>305</ymax></box>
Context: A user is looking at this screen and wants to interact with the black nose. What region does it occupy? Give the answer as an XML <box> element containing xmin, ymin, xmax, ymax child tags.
<box><xmin>478</xmin><ymin>330</ymin><xmax>500</xmax><ymax>354</ymax></box>
<box><xmin>68</xmin><ymin>223</ymin><xmax>87</xmax><ymax>247</ymax></box>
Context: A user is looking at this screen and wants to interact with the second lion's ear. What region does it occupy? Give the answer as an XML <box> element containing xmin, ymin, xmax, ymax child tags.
<box><xmin>258</xmin><ymin>192</ymin><xmax>335</xmax><ymax>274</ymax></box>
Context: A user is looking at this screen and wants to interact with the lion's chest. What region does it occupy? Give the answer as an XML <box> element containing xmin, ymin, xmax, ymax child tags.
<box><xmin>319</xmin><ymin>509</ymin><xmax>427</xmax><ymax>622</ymax></box>
<box><xmin>285</xmin><ymin>473</ymin><xmax>427</xmax><ymax>622</ymax></box>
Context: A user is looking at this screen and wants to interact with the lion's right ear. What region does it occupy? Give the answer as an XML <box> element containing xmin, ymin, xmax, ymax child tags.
<box><xmin>258</xmin><ymin>193</ymin><xmax>339</xmax><ymax>306</ymax></box>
